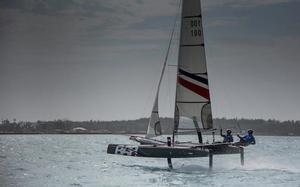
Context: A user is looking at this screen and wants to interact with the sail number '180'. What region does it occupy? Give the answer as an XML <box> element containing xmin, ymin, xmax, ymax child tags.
<box><xmin>190</xmin><ymin>19</ymin><xmax>201</xmax><ymax>37</ymax></box>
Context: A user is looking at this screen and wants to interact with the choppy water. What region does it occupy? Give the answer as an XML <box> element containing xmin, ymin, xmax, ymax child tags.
<box><xmin>0</xmin><ymin>135</ymin><xmax>300</xmax><ymax>187</ymax></box>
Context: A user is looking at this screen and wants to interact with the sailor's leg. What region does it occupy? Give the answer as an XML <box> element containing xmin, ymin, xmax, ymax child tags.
<box><xmin>167</xmin><ymin>158</ymin><xmax>173</xmax><ymax>169</ymax></box>
<box><xmin>240</xmin><ymin>147</ymin><xmax>244</xmax><ymax>166</ymax></box>
<box><xmin>209</xmin><ymin>150</ymin><xmax>213</xmax><ymax>169</ymax></box>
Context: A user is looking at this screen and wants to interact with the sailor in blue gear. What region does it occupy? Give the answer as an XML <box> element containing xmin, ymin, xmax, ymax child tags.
<box><xmin>220</xmin><ymin>129</ymin><xmax>234</xmax><ymax>143</ymax></box>
<box><xmin>237</xmin><ymin>129</ymin><xmax>256</xmax><ymax>145</ymax></box>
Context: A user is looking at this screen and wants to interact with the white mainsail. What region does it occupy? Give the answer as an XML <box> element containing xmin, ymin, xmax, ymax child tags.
<box><xmin>146</xmin><ymin>0</ymin><xmax>213</xmax><ymax>140</ymax></box>
<box><xmin>174</xmin><ymin>0</ymin><xmax>213</xmax><ymax>142</ymax></box>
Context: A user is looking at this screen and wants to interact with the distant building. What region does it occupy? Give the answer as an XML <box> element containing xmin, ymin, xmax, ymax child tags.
<box><xmin>72</xmin><ymin>127</ymin><xmax>87</xmax><ymax>133</ymax></box>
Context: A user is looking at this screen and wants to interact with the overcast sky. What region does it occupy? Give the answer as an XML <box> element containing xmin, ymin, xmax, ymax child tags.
<box><xmin>1</xmin><ymin>0</ymin><xmax>300</xmax><ymax>122</ymax></box>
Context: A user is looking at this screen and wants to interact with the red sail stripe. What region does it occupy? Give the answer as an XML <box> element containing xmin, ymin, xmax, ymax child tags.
<box><xmin>178</xmin><ymin>76</ymin><xmax>210</xmax><ymax>101</ymax></box>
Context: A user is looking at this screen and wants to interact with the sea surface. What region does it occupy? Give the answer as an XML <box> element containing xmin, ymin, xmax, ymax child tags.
<box><xmin>0</xmin><ymin>135</ymin><xmax>300</xmax><ymax>187</ymax></box>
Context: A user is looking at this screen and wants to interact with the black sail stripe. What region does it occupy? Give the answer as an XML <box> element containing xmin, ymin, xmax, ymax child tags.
<box><xmin>178</xmin><ymin>68</ymin><xmax>208</xmax><ymax>85</ymax></box>
<box><xmin>180</xmin><ymin>44</ymin><xmax>204</xmax><ymax>47</ymax></box>
<box><xmin>183</xmin><ymin>14</ymin><xmax>202</xmax><ymax>19</ymax></box>
<box><xmin>176</xmin><ymin>101</ymin><xmax>208</xmax><ymax>103</ymax></box>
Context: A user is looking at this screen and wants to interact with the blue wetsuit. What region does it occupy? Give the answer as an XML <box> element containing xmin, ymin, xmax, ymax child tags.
<box><xmin>221</xmin><ymin>134</ymin><xmax>233</xmax><ymax>143</ymax></box>
<box><xmin>241</xmin><ymin>134</ymin><xmax>255</xmax><ymax>144</ymax></box>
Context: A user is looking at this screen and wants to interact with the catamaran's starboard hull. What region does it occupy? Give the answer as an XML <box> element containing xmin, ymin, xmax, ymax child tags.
<box><xmin>203</xmin><ymin>143</ymin><xmax>242</xmax><ymax>155</ymax></box>
<box><xmin>107</xmin><ymin>144</ymin><xmax>209</xmax><ymax>158</ymax></box>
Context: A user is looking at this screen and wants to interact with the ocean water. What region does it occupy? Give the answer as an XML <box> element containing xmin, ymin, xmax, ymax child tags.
<box><xmin>0</xmin><ymin>135</ymin><xmax>300</xmax><ymax>187</ymax></box>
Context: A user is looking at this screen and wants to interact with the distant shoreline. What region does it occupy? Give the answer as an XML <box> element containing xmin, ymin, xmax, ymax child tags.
<box><xmin>1</xmin><ymin>117</ymin><xmax>300</xmax><ymax>136</ymax></box>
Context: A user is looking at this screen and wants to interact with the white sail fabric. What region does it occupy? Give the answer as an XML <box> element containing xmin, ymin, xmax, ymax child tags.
<box><xmin>146</xmin><ymin>94</ymin><xmax>162</xmax><ymax>138</ymax></box>
<box><xmin>145</xmin><ymin>3</ymin><xmax>180</xmax><ymax>138</ymax></box>
<box><xmin>174</xmin><ymin>0</ymin><xmax>213</xmax><ymax>137</ymax></box>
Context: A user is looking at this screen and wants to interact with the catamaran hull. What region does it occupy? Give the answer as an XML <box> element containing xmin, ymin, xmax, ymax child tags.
<box><xmin>204</xmin><ymin>143</ymin><xmax>241</xmax><ymax>155</ymax></box>
<box><xmin>107</xmin><ymin>144</ymin><xmax>209</xmax><ymax>158</ymax></box>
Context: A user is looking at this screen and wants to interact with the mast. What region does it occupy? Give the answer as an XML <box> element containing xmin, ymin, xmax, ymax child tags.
<box><xmin>145</xmin><ymin>6</ymin><xmax>179</xmax><ymax>138</ymax></box>
<box><xmin>173</xmin><ymin>0</ymin><xmax>213</xmax><ymax>143</ymax></box>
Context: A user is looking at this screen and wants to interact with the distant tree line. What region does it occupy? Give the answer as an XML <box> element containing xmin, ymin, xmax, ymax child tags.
<box><xmin>0</xmin><ymin>117</ymin><xmax>300</xmax><ymax>136</ymax></box>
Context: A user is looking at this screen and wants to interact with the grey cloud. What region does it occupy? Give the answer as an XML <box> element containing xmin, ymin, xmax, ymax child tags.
<box><xmin>1</xmin><ymin>0</ymin><xmax>300</xmax><ymax>121</ymax></box>
<box><xmin>204</xmin><ymin>0</ymin><xmax>296</xmax><ymax>9</ymax></box>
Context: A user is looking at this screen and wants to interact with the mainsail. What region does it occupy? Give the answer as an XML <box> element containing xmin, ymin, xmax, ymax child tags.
<box><xmin>146</xmin><ymin>0</ymin><xmax>213</xmax><ymax>140</ymax></box>
<box><xmin>173</xmin><ymin>0</ymin><xmax>213</xmax><ymax>143</ymax></box>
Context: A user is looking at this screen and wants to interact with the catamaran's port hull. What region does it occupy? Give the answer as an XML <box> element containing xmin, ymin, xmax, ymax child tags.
<box><xmin>107</xmin><ymin>144</ymin><xmax>209</xmax><ymax>158</ymax></box>
<box><xmin>107</xmin><ymin>143</ymin><xmax>242</xmax><ymax>158</ymax></box>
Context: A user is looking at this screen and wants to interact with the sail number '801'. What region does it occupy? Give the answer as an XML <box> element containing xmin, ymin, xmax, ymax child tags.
<box><xmin>190</xmin><ymin>19</ymin><xmax>201</xmax><ymax>37</ymax></box>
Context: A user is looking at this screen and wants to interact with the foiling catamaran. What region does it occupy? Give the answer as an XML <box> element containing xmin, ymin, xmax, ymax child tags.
<box><xmin>107</xmin><ymin>0</ymin><xmax>246</xmax><ymax>169</ymax></box>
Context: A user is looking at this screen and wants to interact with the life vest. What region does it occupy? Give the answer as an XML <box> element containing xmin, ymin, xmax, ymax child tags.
<box><xmin>223</xmin><ymin>135</ymin><xmax>233</xmax><ymax>142</ymax></box>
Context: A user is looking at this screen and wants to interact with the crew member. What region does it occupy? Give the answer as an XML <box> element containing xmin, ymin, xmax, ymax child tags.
<box><xmin>220</xmin><ymin>129</ymin><xmax>234</xmax><ymax>143</ymax></box>
<box><xmin>237</xmin><ymin>129</ymin><xmax>256</xmax><ymax>146</ymax></box>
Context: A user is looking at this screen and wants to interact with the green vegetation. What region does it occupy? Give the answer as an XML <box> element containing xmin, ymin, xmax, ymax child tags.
<box><xmin>0</xmin><ymin>118</ymin><xmax>299</xmax><ymax>135</ymax></box>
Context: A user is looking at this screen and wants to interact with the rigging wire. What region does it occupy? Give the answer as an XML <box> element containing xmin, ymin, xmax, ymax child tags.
<box><xmin>148</xmin><ymin>0</ymin><xmax>182</xmax><ymax>126</ymax></box>
<box><xmin>155</xmin><ymin>0</ymin><xmax>182</xmax><ymax>95</ymax></box>
<box><xmin>141</xmin><ymin>0</ymin><xmax>182</xmax><ymax>125</ymax></box>
<box><xmin>167</xmin><ymin>10</ymin><xmax>181</xmax><ymax>123</ymax></box>
<box><xmin>158</xmin><ymin>0</ymin><xmax>182</xmax><ymax>133</ymax></box>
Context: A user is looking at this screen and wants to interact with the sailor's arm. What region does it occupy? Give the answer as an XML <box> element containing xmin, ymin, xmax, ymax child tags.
<box><xmin>220</xmin><ymin>129</ymin><xmax>225</xmax><ymax>137</ymax></box>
